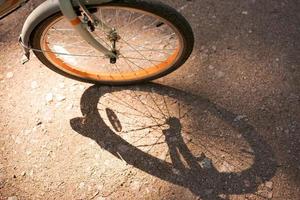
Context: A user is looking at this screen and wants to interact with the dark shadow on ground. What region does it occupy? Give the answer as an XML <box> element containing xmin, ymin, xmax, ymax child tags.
<box><xmin>70</xmin><ymin>83</ymin><xmax>277</xmax><ymax>199</ymax></box>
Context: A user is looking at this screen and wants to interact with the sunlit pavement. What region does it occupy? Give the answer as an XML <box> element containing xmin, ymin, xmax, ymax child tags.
<box><xmin>0</xmin><ymin>0</ymin><xmax>299</xmax><ymax>199</ymax></box>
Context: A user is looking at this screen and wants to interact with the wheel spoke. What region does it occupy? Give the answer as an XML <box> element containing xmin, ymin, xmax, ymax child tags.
<box><xmin>121</xmin><ymin>56</ymin><xmax>148</xmax><ymax>72</ymax></box>
<box><xmin>42</xmin><ymin>5</ymin><xmax>182</xmax><ymax>82</ymax></box>
<box><xmin>119</xmin><ymin>56</ymin><xmax>164</xmax><ymax>62</ymax></box>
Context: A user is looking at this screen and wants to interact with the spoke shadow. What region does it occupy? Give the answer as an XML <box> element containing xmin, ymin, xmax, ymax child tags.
<box><xmin>70</xmin><ymin>83</ymin><xmax>277</xmax><ymax>199</ymax></box>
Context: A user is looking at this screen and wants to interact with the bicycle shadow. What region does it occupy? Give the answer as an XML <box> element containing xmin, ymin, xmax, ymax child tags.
<box><xmin>70</xmin><ymin>83</ymin><xmax>277</xmax><ymax>199</ymax></box>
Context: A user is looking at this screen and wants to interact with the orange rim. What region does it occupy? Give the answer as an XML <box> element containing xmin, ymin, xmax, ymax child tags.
<box><xmin>40</xmin><ymin>7</ymin><xmax>183</xmax><ymax>82</ymax></box>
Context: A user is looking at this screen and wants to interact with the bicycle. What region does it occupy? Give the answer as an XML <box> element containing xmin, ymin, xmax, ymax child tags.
<box><xmin>1</xmin><ymin>0</ymin><xmax>194</xmax><ymax>85</ymax></box>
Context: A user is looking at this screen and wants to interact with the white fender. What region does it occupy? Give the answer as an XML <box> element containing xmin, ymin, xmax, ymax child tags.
<box><xmin>19</xmin><ymin>0</ymin><xmax>113</xmax><ymax>61</ymax></box>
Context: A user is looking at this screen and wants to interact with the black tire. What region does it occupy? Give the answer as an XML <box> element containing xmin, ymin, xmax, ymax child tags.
<box><xmin>30</xmin><ymin>0</ymin><xmax>194</xmax><ymax>85</ymax></box>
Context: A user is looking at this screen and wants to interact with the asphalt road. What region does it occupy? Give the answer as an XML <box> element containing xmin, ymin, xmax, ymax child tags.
<box><xmin>0</xmin><ymin>0</ymin><xmax>299</xmax><ymax>199</ymax></box>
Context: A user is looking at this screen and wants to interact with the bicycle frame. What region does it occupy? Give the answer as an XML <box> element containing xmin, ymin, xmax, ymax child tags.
<box><xmin>19</xmin><ymin>0</ymin><xmax>116</xmax><ymax>63</ymax></box>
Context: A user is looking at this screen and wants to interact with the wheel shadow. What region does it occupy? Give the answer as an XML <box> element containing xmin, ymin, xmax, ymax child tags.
<box><xmin>70</xmin><ymin>83</ymin><xmax>277</xmax><ymax>199</ymax></box>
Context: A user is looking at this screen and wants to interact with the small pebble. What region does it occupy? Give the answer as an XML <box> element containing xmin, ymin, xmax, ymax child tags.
<box><xmin>177</xmin><ymin>4</ymin><xmax>189</xmax><ymax>12</ymax></box>
<box><xmin>234</xmin><ymin>115</ymin><xmax>247</xmax><ymax>121</ymax></box>
<box><xmin>56</xmin><ymin>94</ymin><xmax>66</xmax><ymax>102</ymax></box>
<box><xmin>70</xmin><ymin>86</ymin><xmax>77</xmax><ymax>92</ymax></box>
<box><xmin>79</xmin><ymin>182</ymin><xmax>85</xmax><ymax>189</ymax></box>
<box><xmin>31</xmin><ymin>81</ymin><xmax>38</xmax><ymax>89</ymax></box>
<box><xmin>28</xmin><ymin>169</ymin><xmax>34</xmax><ymax>177</ymax></box>
<box><xmin>244</xmin><ymin>179</ymin><xmax>251</xmax><ymax>187</ymax></box>
<box><xmin>171</xmin><ymin>168</ymin><xmax>181</xmax><ymax>175</ymax></box>
<box><xmin>6</xmin><ymin>72</ymin><xmax>14</xmax><ymax>79</ymax></box>
<box><xmin>217</xmin><ymin>71</ymin><xmax>225</xmax><ymax>78</ymax></box>
<box><xmin>79</xmin><ymin>85</ymin><xmax>86</xmax><ymax>90</ymax></box>
<box><xmin>7</xmin><ymin>196</ymin><xmax>18</xmax><ymax>200</ymax></box>
<box><xmin>242</xmin><ymin>11</ymin><xmax>248</xmax><ymax>15</ymax></box>
<box><xmin>55</xmin><ymin>102</ymin><xmax>62</xmax><ymax>108</ymax></box>
<box><xmin>265</xmin><ymin>181</ymin><xmax>273</xmax><ymax>189</ymax></box>
<box><xmin>200</xmin><ymin>157</ymin><xmax>212</xmax><ymax>169</ymax></box>
<box><xmin>200</xmin><ymin>45</ymin><xmax>206</xmax><ymax>51</ymax></box>
<box><xmin>267</xmin><ymin>192</ymin><xmax>273</xmax><ymax>199</ymax></box>
<box><xmin>66</xmin><ymin>104</ymin><xmax>74</xmax><ymax>110</ymax></box>
<box><xmin>212</xmin><ymin>45</ymin><xmax>217</xmax><ymax>52</ymax></box>
<box><xmin>45</xmin><ymin>93</ymin><xmax>53</xmax><ymax>103</ymax></box>
<box><xmin>59</xmin><ymin>83</ymin><xmax>65</xmax><ymax>89</ymax></box>
<box><xmin>208</xmin><ymin>65</ymin><xmax>215</xmax><ymax>70</ymax></box>
<box><xmin>36</xmin><ymin>118</ymin><xmax>42</xmax><ymax>126</ymax></box>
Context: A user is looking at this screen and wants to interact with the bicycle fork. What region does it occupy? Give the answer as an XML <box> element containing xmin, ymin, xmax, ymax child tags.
<box><xmin>59</xmin><ymin>0</ymin><xmax>119</xmax><ymax>62</ymax></box>
<box><xmin>20</xmin><ymin>0</ymin><xmax>119</xmax><ymax>64</ymax></box>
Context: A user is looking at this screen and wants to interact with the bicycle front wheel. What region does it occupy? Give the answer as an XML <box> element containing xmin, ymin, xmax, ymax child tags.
<box><xmin>31</xmin><ymin>0</ymin><xmax>194</xmax><ymax>85</ymax></box>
